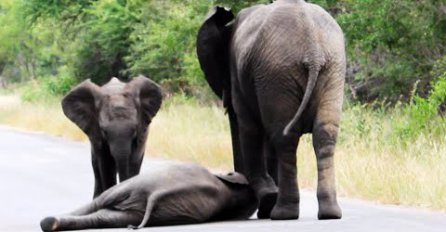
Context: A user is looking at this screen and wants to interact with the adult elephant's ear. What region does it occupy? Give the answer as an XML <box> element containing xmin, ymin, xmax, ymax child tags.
<box><xmin>127</xmin><ymin>75</ymin><xmax>163</xmax><ymax>125</ymax></box>
<box><xmin>62</xmin><ymin>80</ymin><xmax>102</xmax><ymax>137</ymax></box>
<box><xmin>215</xmin><ymin>172</ymin><xmax>249</xmax><ymax>185</ymax></box>
<box><xmin>197</xmin><ymin>6</ymin><xmax>234</xmax><ymax>107</ymax></box>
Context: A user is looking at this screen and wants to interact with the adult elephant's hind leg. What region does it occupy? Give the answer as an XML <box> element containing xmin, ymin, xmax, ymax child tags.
<box><xmin>270</xmin><ymin>135</ymin><xmax>300</xmax><ymax>220</ymax></box>
<box><xmin>265</xmin><ymin>137</ymin><xmax>278</xmax><ymax>185</ymax></box>
<box><xmin>313</xmin><ymin>117</ymin><xmax>342</xmax><ymax>219</ymax></box>
<box><xmin>40</xmin><ymin>209</ymin><xmax>142</xmax><ymax>231</ymax></box>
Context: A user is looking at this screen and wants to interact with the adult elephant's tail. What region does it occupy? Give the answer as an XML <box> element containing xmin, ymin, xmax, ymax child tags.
<box><xmin>283</xmin><ymin>64</ymin><xmax>320</xmax><ymax>136</ymax></box>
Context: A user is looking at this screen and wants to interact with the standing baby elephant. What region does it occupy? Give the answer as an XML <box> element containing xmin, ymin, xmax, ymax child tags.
<box><xmin>197</xmin><ymin>0</ymin><xmax>345</xmax><ymax>220</ymax></box>
<box><xmin>40</xmin><ymin>161</ymin><xmax>257</xmax><ymax>231</ymax></box>
<box><xmin>62</xmin><ymin>75</ymin><xmax>162</xmax><ymax>198</ymax></box>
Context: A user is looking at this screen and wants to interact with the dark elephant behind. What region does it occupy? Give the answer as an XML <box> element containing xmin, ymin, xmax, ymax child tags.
<box><xmin>40</xmin><ymin>161</ymin><xmax>257</xmax><ymax>231</ymax></box>
<box><xmin>197</xmin><ymin>0</ymin><xmax>346</xmax><ymax>220</ymax></box>
<box><xmin>62</xmin><ymin>75</ymin><xmax>162</xmax><ymax>198</ymax></box>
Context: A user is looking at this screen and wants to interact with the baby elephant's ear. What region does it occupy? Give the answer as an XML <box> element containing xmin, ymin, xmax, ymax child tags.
<box><xmin>215</xmin><ymin>172</ymin><xmax>249</xmax><ymax>185</ymax></box>
<box><xmin>126</xmin><ymin>75</ymin><xmax>163</xmax><ymax>125</ymax></box>
<box><xmin>62</xmin><ymin>79</ymin><xmax>102</xmax><ymax>136</ymax></box>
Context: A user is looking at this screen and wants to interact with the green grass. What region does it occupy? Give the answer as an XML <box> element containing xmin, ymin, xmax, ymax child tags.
<box><xmin>0</xmin><ymin>94</ymin><xmax>445</xmax><ymax>211</ymax></box>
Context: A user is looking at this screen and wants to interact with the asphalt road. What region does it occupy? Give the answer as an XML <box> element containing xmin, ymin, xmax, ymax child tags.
<box><xmin>0</xmin><ymin>125</ymin><xmax>445</xmax><ymax>232</ymax></box>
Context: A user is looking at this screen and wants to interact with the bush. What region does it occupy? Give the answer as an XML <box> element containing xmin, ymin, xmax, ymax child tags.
<box><xmin>396</xmin><ymin>73</ymin><xmax>446</xmax><ymax>140</ymax></box>
<box><xmin>335</xmin><ymin>0</ymin><xmax>446</xmax><ymax>103</ymax></box>
<box><xmin>125</xmin><ymin>1</ymin><xmax>209</xmax><ymax>85</ymax></box>
<box><xmin>20</xmin><ymin>66</ymin><xmax>75</xmax><ymax>102</ymax></box>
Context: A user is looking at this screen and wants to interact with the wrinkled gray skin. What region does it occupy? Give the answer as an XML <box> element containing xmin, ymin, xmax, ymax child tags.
<box><xmin>40</xmin><ymin>161</ymin><xmax>257</xmax><ymax>231</ymax></box>
<box><xmin>197</xmin><ymin>0</ymin><xmax>345</xmax><ymax>220</ymax></box>
<box><xmin>62</xmin><ymin>75</ymin><xmax>162</xmax><ymax>198</ymax></box>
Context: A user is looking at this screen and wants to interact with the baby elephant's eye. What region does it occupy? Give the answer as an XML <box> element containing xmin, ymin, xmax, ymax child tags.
<box><xmin>228</xmin><ymin>172</ymin><xmax>234</xmax><ymax>176</ymax></box>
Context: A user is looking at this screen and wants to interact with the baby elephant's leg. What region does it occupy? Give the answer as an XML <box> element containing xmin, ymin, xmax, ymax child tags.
<box><xmin>40</xmin><ymin>209</ymin><xmax>142</xmax><ymax>231</ymax></box>
<box><xmin>68</xmin><ymin>200</ymin><xmax>98</xmax><ymax>216</ymax></box>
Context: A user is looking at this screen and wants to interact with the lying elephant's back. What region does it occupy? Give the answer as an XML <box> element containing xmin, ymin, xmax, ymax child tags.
<box><xmin>134</xmin><ymin>160</ymin><xmax>220</xmax><ymax>193</ymax></box>
<box><xmin>147</xmin><ymin>182</ymin><xmax>225</xmax><ymax>226</ymax></box>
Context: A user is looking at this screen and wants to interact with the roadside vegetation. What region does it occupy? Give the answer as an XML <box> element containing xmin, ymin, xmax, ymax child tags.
<box><xmin>0</xmin><ymin>0</ymin><xmax>445</xmax><ymax>211</ymax></box>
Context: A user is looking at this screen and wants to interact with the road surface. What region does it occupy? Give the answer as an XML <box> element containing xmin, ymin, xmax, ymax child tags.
<box><xmin>0</xmin><ymin>125</ymin><xmax>445</xmax><ymax>232</ymax></box>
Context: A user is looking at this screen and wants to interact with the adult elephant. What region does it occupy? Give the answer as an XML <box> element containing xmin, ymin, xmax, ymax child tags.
<box><xmin>62</xmin><ymin>75</ymin><xmax>162</xmax><ymax>198</ymax></box>
<box><xmin>197</xmin><ymin>0</ymin><xmax>345</xmax><ymax>220</ymax></box>
<box><xmin>40</xmin><ymin>161</ymin><xmax>257</xmax><ymax>231</ymax></box>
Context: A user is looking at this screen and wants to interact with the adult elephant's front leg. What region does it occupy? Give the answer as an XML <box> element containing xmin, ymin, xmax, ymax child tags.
<box><xmin>233</xmin><ymin>96</ymin><xmax>277</xmax><ymax>219</ymax></box>
<box><xmin>228</xmin><ymin>106</ymin><xmax>244</xmax><ymax>174</ymax></box>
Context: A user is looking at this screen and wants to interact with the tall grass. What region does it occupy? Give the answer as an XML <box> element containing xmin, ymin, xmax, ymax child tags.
<box><xmin>0</xmin><ymin>93</ymin><xmax>445</xmax><ymax>211</ymax></box>
<box><xmin>334</xmin><ymin>103</ymin><xmax>446</xmax><ymax>209</ymax></box>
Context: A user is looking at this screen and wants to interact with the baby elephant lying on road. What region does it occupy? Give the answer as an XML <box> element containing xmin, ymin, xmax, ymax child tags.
<box><xmin>40</xmin><ymin>161</ymin><xmax>257</xmax><ymax>231</ymax></box>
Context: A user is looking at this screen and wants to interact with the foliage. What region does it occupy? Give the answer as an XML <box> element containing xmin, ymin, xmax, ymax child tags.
<box><xmin>0</xmin><ymin>0</ymin><xmax>35</xmax><ymax>82</ymax></box>
<box><xmin>215</xmin><ymin>0</ymin><xmax>270</xmax><ymax>11</ymax></box>
<box><xmin>0</xmin><ymin>0</ymin><xmax>445</xmax><ymax>108</ymax></box>
<box><xmin>125</xmin><ymin>1</ymin><xmax>209</xmax><ymax>85</ymax></box>
<box><xmin>333</xmin><ymin>0</ymin><xmax>446</xmax><ymax>102</ymax></box>
<box><xmin>72</xmin><ymin>0</ymin><xmax>137</xmax><ymax>84</ymax></box>
<box><xmin>20</xmin><ymin>66</ymin><xmax>75</xmax><ymax>102</ymax></box>
<box><xmin>396</xmin><ymin>73</ymin><xmax>446</xmax><ymax>140</ymax></box>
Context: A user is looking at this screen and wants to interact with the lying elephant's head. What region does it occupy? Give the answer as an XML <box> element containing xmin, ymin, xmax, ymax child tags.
<box><xmin>62</xmin><ymin>75</ymin><xmax>162</xmax><ymax>182</ymax></box>
<box><xmin>215</xmin><ymin>172</ymin><xmax>258</xmax><ymax>220</ymax></box>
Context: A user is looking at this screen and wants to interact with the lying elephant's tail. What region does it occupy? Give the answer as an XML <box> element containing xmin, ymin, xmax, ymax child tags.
<box><xmin>283</xmin><ymin>64</ymin><xmax>320</xmax><ymax>136</ymax></box>
<box><xmin>135</xmin><ymin>191</ymin><xmax>165</xmax><ymax>229</ymax></box>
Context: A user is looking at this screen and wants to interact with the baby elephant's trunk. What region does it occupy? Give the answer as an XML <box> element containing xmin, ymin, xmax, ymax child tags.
<box><xmin>109</xmin><ymin>140</ymin><xmax>133</xmax><ymax>182</ymax></box>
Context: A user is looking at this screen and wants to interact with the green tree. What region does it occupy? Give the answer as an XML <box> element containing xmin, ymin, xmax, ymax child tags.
<box><xmin>1</xmin><ymin>0</ymin><xmax>444</xmax><ymax>105</ymax></box>
<box><xmin>335</xmin><ymin>0</ymin><xmax>446</xmax><ymax>102</ymax></box>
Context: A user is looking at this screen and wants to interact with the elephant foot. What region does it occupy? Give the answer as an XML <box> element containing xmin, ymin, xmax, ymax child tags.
<box><xmin>257</xmin><ymin>191</ymin><xmax>277</xmax><ymax>219</ymax></box>
<box><xmin>40</xmin><ymin>217</ymin><xmax>60</xmax><ymax>232</ymax></box>
<box><xmin>270</xmin><ymin>202</ymin><xmax>299</xmax><ymax>220</ymax></box>
<box><xmin>251</xmin><ymin>176</ymin><xmax>278</xmax><ymax>219</ymax></box>
<box><xmin>318</xmin><ymin>200</ymin><xmax>342</xmax><ymax>220</ymax></box>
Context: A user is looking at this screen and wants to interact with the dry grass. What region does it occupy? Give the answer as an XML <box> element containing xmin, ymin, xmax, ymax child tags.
<box><xmin>0</xmin><ymin>95</ymin><xmax>86</xmax><ymax>140</ymax></box>
<box><xmin>146</xmin><ymin>99</ymin><xmax>233</xmax><ymax>170</ymax></box>
<box><xmin>1</xmin><ymin>94</ymin><xmax>445</xmax><ymax>211</ymax></box>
